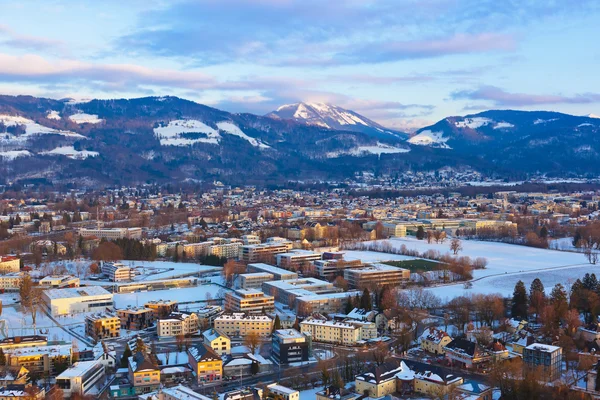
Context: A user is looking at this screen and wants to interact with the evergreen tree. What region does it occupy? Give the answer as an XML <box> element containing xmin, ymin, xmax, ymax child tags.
<box><xmin>250</xmin><ymin>361</ymin><xmax>260</xmax><ymax>375</ymax></box>
<box><xmin>550</xmin><ymin>283</ymin><xmax>569</xmax><ymax>321</ymax></box>
<box><xmin>583</xmin><ymin>273</ymin><xmax>599</xmax><ymax>292</ymax></box>
<box><xmin>416</xmin><ymin>226</ymin><xmax>425</xmax><ymax>240</ymax></box>
<box><xmin>120</xmin><ymin>344</ymin><xmax>132</xmax><ymax>368</ymax></box>
<box><xmin>539</xmin><ymin>226</ymin><xmax>548</xmax><ymax>238</ymax></box>
<box><xmin>0</xmin><ymin>348</ymin><xmax>5</xmax><ymax>366</ymax></box>
<box><xmin>272</xmin><ymin>315</ymin><xmax>282</xmax><ymax>332</ymax></box>
<box><xmin>135</xmin><ymin>336</ymin><xmax>148</xmax><ymax>354</ymax></box>
<box><xmin>511</xmin><ymin>280</ymin><xmax>528</xmax><ymax>320</ymax></box>
<box><xmin>529</xmin><ymin>278</ymin><xmax>545</xmax><ymax>298</ymax></box>
<box><xmin>360</xmin><ymin>288</ymin><xmax>372</xmax><ymax>311</ymax></box>
<box><xmin>344</xmin><ymin>299</ymin><xmax>353</xmax><ymax>314</ymax></box>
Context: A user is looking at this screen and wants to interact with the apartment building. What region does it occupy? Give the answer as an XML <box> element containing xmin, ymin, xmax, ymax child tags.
<box><xmin>262</xmin><ymin>278</ymin><xmax>339</xmax><ymax>306</ymax></box>
<box><xmin>344</xmin><ymin>264</ymin><xmax>410</xmax><ymax>289</ymax></box>
<box><xmin>182</xmin><ymin>242</ymin><xmax>212</xmax><ymax>259</ymax></box>
<box><xmin>42</xmin><ymin>286</ymin><xmax>113</xmax><ymax>316</ymax></box>
<box><xmin>202</xmin><ymin>329</ymin><xmax>231</xmax><ymax>356</ymax></box>
<box><xmin>0</xmin><ymin>256</ymin><xmax>20</xmax><ymax>274</ymax></box>
<box><xmin>157</xmin><ymin>311</ymin><xmax>199</xmax><ymax>337</ymax></box>
<box><xmin>314</xmin><ymin>259</ymin><xmax>362</xmax><ymax>279</ymax></box>
<box><xmin>523</xmin><ymin>343</ymin><xmax>563</xmax><ymax>382</ymax></box>
<box><xmin>210</xmin><ymin>242</ymin><xmax>242</xmax><ymax>259</ymax></box>
<box><xmin>144</xmin><ymin>300</ymin><xmax>179</xmax><ymax>319</ymax></box>
<box><xmin>117</xmin><ymin>307</ymin><xmax>156</xmax><ymax>330</ymax></box>
<box><xmin>187</xmin><ymin>345</ymin><xmax>222</xmax><ymax>384</ymax></box>
<box><xmin>79</xmin><ymin>227</ymin><xmax>142</xmax><ymax>240</ymax></box>
<box><xmin>5</xmin><ymin>344</ymin><xmax>72</xmax><ymax>375</ymax></box>
<box><xmin>299</xmin><ymin>317</ymin><xmax>375</xmax><ymax>345</ymax></box>
<box><xmin>265</xmin><ymin>384</ymin><xmax>299</xmax><ymax>400</ymax></box>
<box><xmin>241</xmin><ymin>235</ymin><xmax>261</xmax><ymax>245</ymax></box>
<box><xmin>276</xmin><ymin>250</ymin><xmax>322</xmax><ymax>270</ymax></box>
<box><xmin>196</xmin><ymin>305</ymin><xmax>223</xmax><ymax>327</ymax></box>
<box><xmin>241</xmin><ymin>241</ymin><xmax>293</xmax><ymax>263</ymax></box>
<box><xmin>234</xmin><ymin>272</ymin><xmax>274</xmax><ymax>290</ymax></box>
<box><xmin>247</xmin><ymin>263</ymin><xmax>298</xmax><ymax>280</ymax></box>
<box><xmin>0</xmin><ymin>272</ymin><xmax>23</xmax><ymax>292</ymax></box>
<box><xmin>128</xmin><ymin>351</ymin><xmax>160</xmax><ymax>393</ymax></box>
<box><xmin>85</xmin><ymin>313</ymin><xmax>120</xmax><ymax>341</ymax></box>
<box><xmin>101</xmin><ymin>262</ymin><xmax>137</xmax><ymax>282</ymax></box>
<box><xmin>0</xmin><ymin>336</ymin><xmax>48</xmax><ymax>351</ymax></box>
<box><xmin>272</xmin><ymin>329</ymin><xmax>309</xmax><ymax>365</ymax></box>
<box><xmin>224</xmin><ymin>289</ymin><xmax>275</xmax><ymax>314</ymax></box>
<box><xmin>55</xmin><ymin>360</ymin><xmax>106</xmax><ymax>397</ymax></box>
<box><xmin>362</xmin><ymin>221</ymin><xmax>409</xmax><ymax>237</ymax></box>
<box><xmin>295</xmin><ymin>291</ymin><xmax>361</xmax><ymax>317</ymax></box>
<box><xmin>38</xmin><ymin>275</ymin><xmax>80</xmax><ymax>289</ymax></box>
<box><xmin>213</xmin><ymin>314</ymin><xmax>273</xmax><ymax>338</ymax></box>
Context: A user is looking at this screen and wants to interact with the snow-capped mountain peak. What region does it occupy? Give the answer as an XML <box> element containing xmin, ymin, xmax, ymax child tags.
<box><xmin>267</xmin><ymin>102</ymin><xmax>405</xmax><ymax>140</ymax></box>
<box><xmin>586</xmin><ymin>113</ymin><xmax>600</xmax><ymax>119</ymax></box>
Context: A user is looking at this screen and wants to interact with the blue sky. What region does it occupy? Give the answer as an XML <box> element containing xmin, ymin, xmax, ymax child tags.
<box><xmin>0</xmin><ymin>0</ymin><xmax>599</xmax><ymax>130</ymax></box>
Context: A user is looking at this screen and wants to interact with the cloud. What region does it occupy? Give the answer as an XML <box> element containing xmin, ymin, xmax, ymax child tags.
<box><xmin>452</xmin><ymin>85</ymin><xmax>600</xmax><ymax>107</ymax></box>
<box><xmin>0</xmin><ymin>24</ymin><xmax>65</xmax><ymax>53</ymax></box>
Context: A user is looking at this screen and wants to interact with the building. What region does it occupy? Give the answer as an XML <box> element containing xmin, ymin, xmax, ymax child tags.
<box><xmin>5</xmin><ymin>344</ymin><xmax>72</xmax><ymax>375</ymax></box>
<box><xmin>42</xmin><ymin>286</ymin><xmax>113</xmax><ymax>316</ymax></box>
<box><xmin>145</xmin><ymin>300</ymin><xmax>178</xmax><ymax>319</ymax></box>
<box><xmin>202</xmin><ymin>329</ymin><xmax>231</xmax><ymax>356</ymax></box>
<box><xmin>295</xmin><ymin>291</ymin><xmax>361</xmax><ymax>317</ymax></box>
<box><xmin>157</xmin><ymin>312</ymin><xmax>199</xmax><ymax>337</ymax></box>
<box><xmin>223</xmin><ymin>388</ymin><xmax>261</xmax><ymax>400</ymax></box>
<box><xmin>0</xmin><ymin>273</ymin><xmax>23</xmax><ymax>293</ymax></box>
<box><xmin>314</xmin><ymin>259</ymin><xmax>363</xmax><ymax>279</ymax></box>
<box><xmin>0</xmin><ymin>336</ymin><xmax>47</xmax><ymax>351</ymax></box>
<box><xmin>224</xmin><ymin>289</ymin><xmax>275</xmax><ymax>314</ymax></box>
<box><xmin>0</xmin><ymin>366</ymin><xmax>29</xmax><ymax>386</ymax></box>
<box><xmin>79</xmin><ymin>227</ymin><xmax>142</xmax><ymax>240</ymax></box>
<box><xmin>272</xmin><ymin>329</ymin><xmax>309</xmax><ymax>365</ymax></box>
<box><xmin>101</xmin><ymin>262</ymin><xmax>137</xmax><ymax>282</ymax></box>
<box><xmin>241</xmin><ymin>235</ymin><xmax>261</xmax><ymax>245</ymax></box>
<box><xmin>299</xmin><ymin>317</ymin><xmax>363</xmax><ymax>345</ymax></box>
<box><xmin>214</xmin><ymin>314</ymin><xmax>273</xmax><ymax>338</ymax></box>
<box><xmin>0</xmin><ymin>257</ymin><xmax>19</xmax><ymax>274</ymax></box>
<box><xmin>344</xmin><ymin>264</ymin><xmax>410</xmax><ymax>289</ymax></box>
<box><xmin>241</xmin><ymin>241</ymin><xmax>293</xmax><ymax>263</ymax></box>
<box><xmin>276</xmin><ymin>250</ymin><xmax>322</xmax><ymax>270</ymax></box>
<box><xmin>141</xmin><ymin>385</ymin><xmax>212</xmax><ymax>400</ymax></box>
<box><xmin>55</xmin><ymin>360</ymin><xmax>106</xmax><ymax>397</ymax></box>
<box><xmin>0</xmin><ymin>385</ymin><xmax>45</xmax><ymax>399</ymax></box>
<box><xmin>265</xmin><ymin>384</ymin><xmax>299</xmax><ymax>400</ymax></box>
<box><xmin>261</xmin><ymin>278</ymin><xmax>338</xmax><ymax>306</ymax></box>
<box><xmin>235</xmin><ymin>272</ymin><xmax>274</xmax><ymax>290</ymax></box>
<box><xmin>187</xmin><ymin>345</ymin><xmax>222</xmax><ymax>384</ymax></box>
<box><xmin>38</xmin><ymin>275</ymin><xmax>79</xmax><ymax>289</ymax></box>
<box><xmin>444</xmin><ymin>339</ymin><xmax>490</xmax><ymax>369</ymax></box>
<box><xmin>210</xmin><ymin>242</ymin><xmax>242</xmax><ymax>259</ymax></box>
<box><xmin>196</xmin><ymin>305</ymin><xmax>223</xmax><ymax>327</ymax></box>
<box><xmin>355</xmin><ymin>361</ymin><xmax>408</xmax><ymax>397</ymax></box>
<box><xmin>247</xmin><ymin>263</ymin><xmax>298</xmax><ymax>281</ymax></box>
<box><xmin>117</xmin><ymin>307</ymin><xmax>156</xmax><ymax>331</ymax></box>
<box><xmin>128</xmin><ymin>352</ymin><xmax>160</xmax><ymax>393</ymax></box>
<box><xmin>523</xmin><ymin>343</ymin><xmax>562</xmax><ymax>382</ymax></box>
<box><xmin>181</xmin><ymin>242</ymin><xmax>211</xmax><ymax>259</ymax></box>
<box><xmin>85</xmin><ymin>313</ymin><xmax>120</xmax><ymax>341</ymax></box>
<box><xmin>419</xmin><ymin>327</ymin><xmax>453</xmax><ymax>355</ymax></box>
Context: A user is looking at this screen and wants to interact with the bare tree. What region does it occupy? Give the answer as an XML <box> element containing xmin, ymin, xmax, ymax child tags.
<box><xmin>243</xmin><ymin>330</ymin><xmax>260</xmax><ymax>354</ymax></box>
<box><xmin>450</xmin><ymin>238</ymin><xmax>462</xmax><ymax>255</ymax></box>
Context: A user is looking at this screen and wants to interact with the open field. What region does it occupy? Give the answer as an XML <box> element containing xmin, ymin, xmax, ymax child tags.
<box><xmin>383</xmin><ymin>259</ymin><xmax>440</xmax><ymax>272</ymax></box>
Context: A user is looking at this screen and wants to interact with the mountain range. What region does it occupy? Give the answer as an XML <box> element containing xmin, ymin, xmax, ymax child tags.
<box><xmin>0</xmin><ymin>94</ymin><xmax>599</xmax><ymax>186</ymax></box>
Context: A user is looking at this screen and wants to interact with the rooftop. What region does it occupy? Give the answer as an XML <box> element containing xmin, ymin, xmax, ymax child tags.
<box><xmin>44</xmin><ymin>285</ymin><xmax>111</xmax><ymax>299</ymax></box>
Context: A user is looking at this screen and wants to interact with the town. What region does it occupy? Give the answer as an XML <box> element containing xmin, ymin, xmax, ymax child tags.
<box><xmin>0</xmin><ymin>183</ymin><xmax>598</xmax><ymax>399</ymax></box>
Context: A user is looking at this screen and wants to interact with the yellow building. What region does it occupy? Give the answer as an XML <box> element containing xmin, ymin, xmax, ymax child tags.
<box><xmin>419</xmin><ymin>327</ymin><xmax>453</xmax><ymax>355</ymax></box>
<box><xmin>5</xmin><ymin>344</ymin><xmax>72</xmax><ymax>376</ymax></box>
<box><xmin>128</xmin><ymin>351</ymin><xmax>160</xmax><ymax>392</ymax></box>
<box><xmin>224</xmin><ymin>289</ymin><xmax>275</xmax><ymax>314</ymax></box>
<box><xmin>214</xmin><ymin>313</ymin><xmax>273</xmax><ymax>338</ymax></box>
<box><xmin>202</xmin><ymin>329</ymin><xmax>231</xmax><ymax>356</ymax></box>
<box><xmin>187</xmin><ymin>345</ymin><xmax>222</xmax><ymax>384</ymax></box>
<box><xmin>85</xmin><ymin>313</ymin><xmax>120</xmax><ymax>342</ymax></box>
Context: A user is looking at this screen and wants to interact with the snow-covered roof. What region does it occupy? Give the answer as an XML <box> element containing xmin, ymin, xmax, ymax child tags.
<box><xmin>526</xmin><ymin>343</ymin><xmax>561</xmax><ymax>352</ymax></box>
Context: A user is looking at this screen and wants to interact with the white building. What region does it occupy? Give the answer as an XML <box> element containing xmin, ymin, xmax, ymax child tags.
<box><xmin>213</xmin><ymin>313</ymin><xmax>273</xmax><ymax>338</ymax></box>
<box><xmin>157</xmin><ymin>312</ymin><xmax>199</xmax><ymax>337</ymax></box>
<box><xmin>79</xmin><ymin>227</ymin><xmax>142</xmax><ymax>240</ymax></box>
<box><xmin>234</xmin><ymin>272</ymin><xmax>274</xmax><ymax>290</ymax></box>
<box><xmin>299</xmin><ymin>317</ymin><xmax>375</xmax><ymax>345</ymax></box>
<box><xmin>55</xmin><ymin>360</ymin><xmax>106</xmax><ymax>397</ymax></box>
<box><xmin>101</xmin><ymin>262</ymin><xmax>137</xmax><ymax>282</ymax></box>
<box><xmin>42</xmin><ymin>286</ymin><xmax>113</xmax><ymax>316</ymax></box>
<box><xmin>38</xmin><ymin>275</ymin><xmax>80</xmax><ymax>289</ymax></box>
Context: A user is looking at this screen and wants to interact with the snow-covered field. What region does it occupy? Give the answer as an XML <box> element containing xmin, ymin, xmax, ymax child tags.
<box><xmin>113</xmin><ymin>283</ymin><xmax>225</xmax><ymax>308</ymax></box>
<box><xmin>365</xmin><ymin>237</ymin><xmax>595</xmax><ymax>300</ymax></box>
<box><xmin>341</xmin><ymin>250</ymin><xmax>417</xmax><ymax>263</ymax></box>
<box><xmin>68</xmin><ymin>113</ymin><xmax>103</xmax><ymax>124</ymax></box>
<box><xmin>326</xmin><ymin>143</ymin><xmax>409</xmax><ymax>158</ymax></box>
<box><xmin>0</xmin><ymin>114</ymin><xmax>84</xmax><ymax>143</ymax></box>
<box><xmin>0</xmin><ymin>150</ymin><xmax>32</xmax><ymax>160</ymax></box>
<box><xmin>40</xmin><ymin>146</ymin><xmax>99</xmax><ymax>160</ymax></box>
<box><xmin>408</xmin><ymin>130</ymin><xmax>451</xmax><ymax>148</ymax></box>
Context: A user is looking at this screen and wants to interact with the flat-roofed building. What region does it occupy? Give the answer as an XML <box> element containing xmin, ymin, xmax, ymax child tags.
<box><xmin>182</xmin><ymin>242</ymin><xmax>212</xmax><ymax>259</ymax></box>
<box><xmin>196</xmin><ymin>305</ymin><xmax>223</xmax><ymax>327</ymax></box>
<box><xmin>38</xmin><ymin>275</ymin><xmax>80</xmax><ymax>289</ymax></box>
<box><xmin>299</xmin><ymin>317</ymin><xmax>361</xmax><ymax>345</ymax></box>
<box><xmin>344</xmin><ymin>264</ymin><xmax>410</xmax><ymax>289</ymax></box>
<box><xmin>241</xmin><ymin>241</ymin><xmax>292</xmax><ymax>263</ymax></box>
<box><xmin>276</xmin><ymin>250</ymin><xmax>322</xmax><ymax>270</ymax></box>
<box><xmin>144</xmin><ymin>300</ymin><xmax>178</xmax><ymax>319</ymax></box>
<box><xmin>0</xmin><ymin>272</ymin><xmax>23</xmax><ymax>292</ymax></box>
<box><xmin>262</xmin><ymin>278</ymin><xmax>339</xmax><ymax>307</ymax></box>
<box><xmin>101</xmin><ymin>262</ymin><xmax>137</xmax><ymax>282</ymax></box>
<box><xmin>0</xmin><ymin>336</ymin><xmax>47</xmax><ymax>351</ymax></box>
<box><xmin>79</xmin><ymin>227</ymin><xmax>142</xmax><ymax>240</ymax></box>
<box><xmin>42</xmin><ymin>286</ymin><xmax>113</xmax><ymax>316</ymax></box>
<box><xmin>214</xmin><ymin>313</ymin><xmax>273</xmax><ymax>338</ymax></box>
<box><xmin>0</xmin><ymin>256</ymin><xmax>20</xmax><ymax>274</ymax></box>
<box><xmin>85</xmin><ymin>313</ymin><xmax>120</xmax><ymax>341</ymax></box>
<box><xmin>296</xmin><ymin>291</ymin><xmax>361</xmax><ymax>317</ymax></box>
<box><xmin>272</xmin><ymin>329</ymin><xmax>309</xmax><ymax>365</ymax></box>
<box><xmin>247</xmin><ymin>263</ymin><xmax>298</xmax><ymax>280</ymax></box>
<box><xmin>55</xmin><ymin>360</ymin><xmax>106</xmax><ymax>397</ymax></box>
<box><xmin>5</xmin><ymin>344</ymin><xmax>72</xmax><ymax>375</ymax></box>
<box><xmin>314</xmin><ymin>259</ymin><xmax>362</xmax><ymax>279</ymax></box>
<box><xmin>117</xmin><ymin>307</ymin><xmax>156</xmax><ymax>331</ymax></box>
<box><xmin>265</xmin><ymin>383</ymin><xmax>299</xmax><ymax>400</ymax></box>
<box><xmin>157</xmin><ymin>311</ymin><xmax>199</xmax><ymax>337</ymax></box>
<box><xmin>224</xmin><ymin>289</ymin><xmax>275</xmax><ymax>314</ymax></box>
<box><xmin>234</xmin><ymin>272</ymin><xmax>274</xmax><ymax>290</ymax></box>
<box><xmin>210</xmin><ymin>242</ymin><xmax>242</xmax><ymax>259</ymax></box>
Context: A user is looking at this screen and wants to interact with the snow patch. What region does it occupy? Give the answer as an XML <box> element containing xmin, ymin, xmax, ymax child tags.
<box><xmin>578</xmin><ymin>123</ymin><xmax>594</xmax><ymax>127</ymax></box>
<box><xmin>216</xmin><ymin>121</ymin><xmax>270</xmax><ymax>148</ymax></box>
<box><xmin>69</xmin><ymin>113</ymin><xmax>103</xmax><ymax>124</ymax></box>
<box><xmin>0</xmin><ymin>150</ymin><xmax>32</xmax><ymax>160</ymax></box>
<box><xmin>326</xmin><ymin>142</ymin><xmax>410</xmax><ymax>158</ymax></box>
<box><xmin>0</xmin><ymin>114</ymin><xmax>85</xmax><ymax>143</ymax></box>
<box><xmin>408</xmin><ymin>130</ymin><xmax>451</xmax><ymax>149</ymax></box>
<box><xmin>586</xmin><ymin>113</ymin><xmax>600</xmax><ymax>119</ymax></box>
<box><xmin>41</xmin><ymin>146</ymin><xmax>99</xmax><ymax>160</ymax></box>
<box><xmin>533</xmin><ymin>118</ymin><xmax>558</xmax><ymax>125</ymax></box>
<box><xmin>455</xmin><ymin>117</ymin><xmax>492</xmax><ymax>129</ymax></box>
<box><xmin>493</xmin><ymin>122</ymin><xmax>514</xmax><ymax>129</ymax></box>
<box><xmin>46</xmin><ymin>110</ymin><xmax>61</xmax><ymax>120</ymax></box>
<box><xmin>153</xmin><ymin>119</ymin><xmax>221</xmax><ymax>147</ymax></box>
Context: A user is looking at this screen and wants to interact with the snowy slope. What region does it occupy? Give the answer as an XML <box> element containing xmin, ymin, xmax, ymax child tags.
<box><xmin>326</xmin><ymin>142</ymin><xmax>410</xmax><ymax>158</ymax></box>
<box><xmin>46</xmin><ymin>110</ymin><xmax>61</xmax><ymax>120</ymax></box>
<box><xmin>0</xmin><ymin>114</ymin><xmax>85</xmax><ymax>143</ymax></box>
<box><xmin>408</xmin><ymin>130</ymin><xmax>451</xmax><ymax>149</ymax></box>
<box><xmin>40</xmin><ymin>146</ymin><xmax>99</xmax><ymax>160</ymax></box>
<box><xmin>216</xmin><ymin>121</ymin><xmax>270</xmax><ymax>148</ymax></box>
<box><xmin>267</xmin><ymin>102</ymin><xmax>404</xmax><ymax>140</ymax></box>
<box><xmin>69</xmin><ymin>113</ymin><xmax>103</xmax><ymax>124</ymax></box>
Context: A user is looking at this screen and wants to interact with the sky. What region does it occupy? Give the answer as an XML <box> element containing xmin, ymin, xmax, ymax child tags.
<box><xmin>0</xmin><ymin>0</ymin><xmax>599</xmax><ymax>131</ymax></box>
